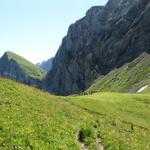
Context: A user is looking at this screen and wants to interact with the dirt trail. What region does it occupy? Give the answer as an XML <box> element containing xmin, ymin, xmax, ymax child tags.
<box><xmin>76</xmin><ymin>132</ymin><xmax>104</xmax><ymax>150</ymax></box>
<box><xmin>96</xmin><ymin>138</ymin><xmax>104</xmax><ymax>150</ymax></box>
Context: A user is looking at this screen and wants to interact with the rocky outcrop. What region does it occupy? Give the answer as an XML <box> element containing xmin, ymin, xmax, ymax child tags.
<box><xmin>37</xmin><ymin>57</ymin><xmax>54</xmax><ymax>71</ymax></box>
<box><xmin>0</xmin><ymin>52</ymin><xmax>44</xmax><ymax>88</ymax></box>
<box><xmin>45</xmin><ymin>0</ymin><xmax>150</xmax><ymax>95</ymax></box>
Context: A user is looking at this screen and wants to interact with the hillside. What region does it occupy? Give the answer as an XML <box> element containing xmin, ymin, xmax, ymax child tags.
<box><xmin>45</xmin><ymin>0</ymin><xmax>150</xmax><ymax>95</ymax></box>
<box><xmin>0</xmin><ymin>51</ymin><xmax>46</xmax><ymax>87</ymax></box>
<box><xmin>37</xmin><ymin>57</ymin><xmax>54</xmax><ymax>71</ymax></box>
<box><xmin>87</xmin><ymin>53</ymin><xmax>150</xmax><ymax>93</ymax></box>
<box><xmin>0</xmin><ymin>77</ymin><xmax>93</xmax><ymax>150</ymax></box>
<box><xmin>0</xmin><ymin>77</ymin><xmax>150</xmax><ymax>149</ymax></box>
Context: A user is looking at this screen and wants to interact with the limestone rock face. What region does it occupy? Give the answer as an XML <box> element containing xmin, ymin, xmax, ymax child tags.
<box><xmin>46</xmin><ymin>0</ymin><xmax>150</xmax><ymax>95</ymax></box>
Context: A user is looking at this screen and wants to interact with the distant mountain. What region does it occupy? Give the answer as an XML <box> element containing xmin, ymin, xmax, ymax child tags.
<box><xmin>0</xmin><ymin>51</ymin><xmax>46</xmax><ymax>87</ymax></box>
<box><xmin>45</xmin><ymin>0</ymin><xmax>150</xmax><ymax>95</ymax></box>
<box><xmin>37</xmin><ymin>57</ymin><xmax>54</xmax><ymax>71</ymax></box>
<box><xmin>87</xmin><ymin>53</ymin><xmax>150</xmax><ymax>93</ymax></box>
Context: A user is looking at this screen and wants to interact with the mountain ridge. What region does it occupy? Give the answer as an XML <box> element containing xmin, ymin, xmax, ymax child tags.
<box><xmin>0</xmin><ymin>51</ymin><xmax>46</xmax><ymax>88</ymax></box>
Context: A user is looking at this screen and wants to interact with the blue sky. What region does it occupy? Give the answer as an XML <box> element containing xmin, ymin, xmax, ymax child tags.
<box><xmin>0</xmin><ymin>0</ymin><xmax>108</xmax><ymax>63</ymax></box>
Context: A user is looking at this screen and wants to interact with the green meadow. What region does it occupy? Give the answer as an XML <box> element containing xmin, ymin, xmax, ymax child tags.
<box><xmin>68</xmin><ymin>93</ymin><xmax>150</xmax><ymax>150</ymax></box>
<box><xmin>0</xmin><ymin>77</ymin><xmax>150</xmax><ymax>150</ymax></box>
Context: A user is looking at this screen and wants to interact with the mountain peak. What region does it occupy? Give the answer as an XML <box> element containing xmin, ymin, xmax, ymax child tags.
<box><xmin>5</xmin><ymin>51</ymin><xmax>14</xmax><ymax>54</ymax></box>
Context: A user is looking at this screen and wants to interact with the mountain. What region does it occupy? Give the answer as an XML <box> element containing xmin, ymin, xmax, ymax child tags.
<box><xmin>45</xmin><ymin>0</ymin><xmax>150</xmax><ymax>95</ymax></box>
<box><xmin>36</xmin><ymin>57</ymin><xmax>54</xmax><ymax>71</ymax></box>
<box><xmin>87</xmin><ymin>52</ymin><xmax>150</xmax><ymax>93</ymax></box>
<box><xmin>0</xmin><ymin>51</ymin><xmax>46</xmax><ymax>87</ymax></box>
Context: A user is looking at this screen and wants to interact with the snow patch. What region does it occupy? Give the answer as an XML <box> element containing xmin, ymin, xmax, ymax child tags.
<box><xmin>137</xmin><ymin>85</ymin><xmax>148</xmax><ymax>93</ymax></box>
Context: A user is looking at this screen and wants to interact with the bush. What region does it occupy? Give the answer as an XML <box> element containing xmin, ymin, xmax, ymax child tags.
<box><xmin>79</xmin><ymin>125</ymin><xmax>95</xmax><ymax>142</ymax></box>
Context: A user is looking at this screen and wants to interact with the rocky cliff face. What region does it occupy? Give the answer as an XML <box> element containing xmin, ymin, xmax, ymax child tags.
<box><xmin>45</xmin><ymin>0</ymin><xmax>150</xmax><ymax>95</ymax></box>
<box><xmin>0</xmin><ymin>52</ymin><xmax>44</xmax><ymax>88</ymax></box>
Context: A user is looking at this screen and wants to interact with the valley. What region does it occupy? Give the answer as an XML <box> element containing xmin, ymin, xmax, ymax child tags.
<box><xmin>0</xmin><ymin>0</ymin><xmax>150</xmax><ymax>149</ymax></box>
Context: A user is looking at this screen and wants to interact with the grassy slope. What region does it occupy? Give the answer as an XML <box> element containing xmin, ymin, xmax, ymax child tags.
<box><xmin>0</xmin><ymin>77</ymin><xmax>150</xmax><ymax>150</ymax></box>
<box><xmin>68</xmin><ymin>93</ymin><xmax>150</xmax><ymax>150</ymax></box>
<box><xmin>6</xmin><ymin>51</ymin><xmax>46</xmax><ymax>79</ymax></box>
<box><xmin>87</xmin><ymin>53</ymin><xmax>150</xmax><ymax>93</ymax></box>
<box><xmin>0</xmin><ymin>77</ymin><xmax>95</xmax><ymax>150</ymax></box>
